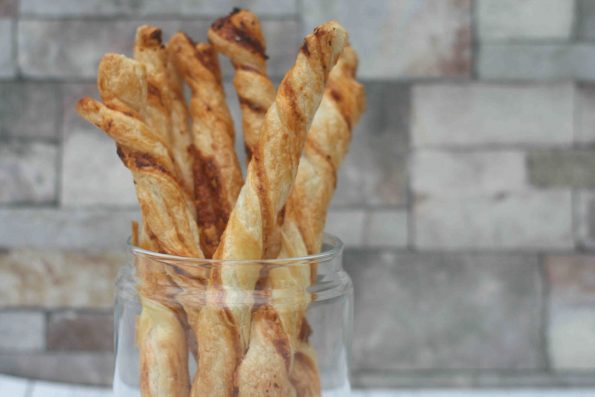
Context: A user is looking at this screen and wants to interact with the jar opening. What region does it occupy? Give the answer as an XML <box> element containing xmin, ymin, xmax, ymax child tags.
<box><xmin>129</xmin><ymin>233</ymin><xmax>344</xmax><ymax>267</ymax></box>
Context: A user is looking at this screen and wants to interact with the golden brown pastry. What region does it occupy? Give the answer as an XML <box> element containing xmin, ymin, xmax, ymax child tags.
<box><xmin>169</xmin><ymin>33</ymin><xmax>244</xmax><ymax>258</ymax></box>
<box><xmin>191</xmin><ymin>21</ymin><xmax>348</xmax><ymax>397</ymax></box>
<box><xmin>134</xmin><ymin>25</ymin><xmax>195</xmax><ymax>198</ymax></box>
<box><xmin>208</xmin><ymin>8</ymin><xmax>275</xmax><ymax>160</ymax></box>
<box><xmin>78</xmin><ymin>53</ymin><xmax>203</xmax><ymax>395</ymax></box>
<box><xmin>239</xmin><ymin>45</ymin><xmax>366</xmax><ymax>396</ymax></box>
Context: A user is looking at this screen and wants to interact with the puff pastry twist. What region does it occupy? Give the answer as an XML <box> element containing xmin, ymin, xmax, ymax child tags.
<box><xmin>239</xmin><ymin>46</ymin><xmax>365</xmax><ymax>397</ymax></box>
<box><xmin>192</xmin><ymin>21</ymin><xmax>348</xmax><ymax>397</ymax></box>
<box><xmin>208</xmin><ymin>8</ymin><xmax>275</xmax><ymax>161</ymax></box>
<box><xmin>169</xmin><ymin>33</ymin><xmax>244</xmax><ymax>259</ymax></box>
<box><xmin>77</xmin><ymin>53</ymin><xmax>203</xmax><ymax>397</ymax></box>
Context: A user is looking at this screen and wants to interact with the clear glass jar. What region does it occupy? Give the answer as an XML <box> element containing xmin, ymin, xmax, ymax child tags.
<box><xmin>113</xmin><ymin>234</ymin><xmax>353</xmax><ymax>397</ymax></box>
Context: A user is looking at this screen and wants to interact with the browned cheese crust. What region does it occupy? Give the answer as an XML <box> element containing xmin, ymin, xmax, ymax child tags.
<box><xmin>190</xmin><ymin>21</ymin><xmax>348</xmax><ymax>397</ymax></box>
<box><xmin>208</xmin><ymin>8</ymin><xmax>276</xmax><ymax>160</ymax></box>
<box><xmin>169</xmin><ymin>32</ymin><xmax>244</xmax><ymax>259</ymax></box>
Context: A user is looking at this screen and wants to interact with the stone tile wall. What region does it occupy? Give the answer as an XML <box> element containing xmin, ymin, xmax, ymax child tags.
<box><xmin>0</xmin><ymin>0</ymin><xmax>594</xmax><ymax>389</ymax></box>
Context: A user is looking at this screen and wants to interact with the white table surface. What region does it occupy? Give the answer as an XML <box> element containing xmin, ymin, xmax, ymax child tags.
<box><xmin>2</xmin><ymin>375</ymin><xmax>595</xmax><ymax>397</ymax></box>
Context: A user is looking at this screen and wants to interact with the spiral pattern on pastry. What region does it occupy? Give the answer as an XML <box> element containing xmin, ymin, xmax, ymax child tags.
<box><xmin>169</xmin><ymin>32</ymin><xmax>244</xmax><ymax>259</ymax></box>
<box><xmin>191</xmin><ymin>21</ymin><xmax>348</xmax><ymax>397</ymax></box>
<box><xmin>239</xmin><ymin>45</ymin><xmax>366</xmax><ymax>396</ymax></box>
<box><xmin>208</xmin><ymin>8</ymin><xmax>275</xmax><ymax>161</ymax></box>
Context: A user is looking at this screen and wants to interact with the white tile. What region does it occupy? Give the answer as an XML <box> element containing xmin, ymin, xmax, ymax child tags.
<box><xmin>478</xmin><ymin>0</ymin><xmax>574</xmax><ymax>41</ymax></box>
<box><xmin>549</xmin><ymin>308</ymin><xmax>595</xmax><ymax>369</ymax></box>
<box><xmin>0</xmin><ymin>374</ymin><xmax>30</xmax><ymax>397</ymax></box>
<box><xmin>364</xmin><ymin>210</ymin><xmax>408</xmax><ymax>248</ymax></box>
<box><xmin>0</xmin><ymin>311</ymin><xmax>45</xmax><ymax>351</ymax></box>
<box><xmin>301</xmin><ymin>0</ymin><xmax>471</xmax><ymax>79</ymax></box>
<box><xmin>478</xmin><ymin>44</ymin><xmax>595</xmax><ymax>81</ymax></box>
<box><xmin>325</xmin><ymin>209</ymin><xmax>366</xmax><ymax>247</ymax></box>
<box><xmin>412</xmin><ymin>150</ymin><xmax>526</xmax><ymax>197</ymax></box>
<box><xmin>0</xmin><ymin>142</ymin><xmax>58</xmax><ymax>205</ymax></box>
<box><xmin>30</xmin><ymin>381</ymin><xmax>112</xmax><ymax>397</ymax></box>
<box><xmin>412</xmin><ymin>84</ymin><xmax>574</xmax><ymax>147</ymax></box>
<box><xmin>414</xmin><ymin>191</ymin><xmax>573</xmax><ymax>250</ymax></box>
<box><xmin>0</xmin><ymin>208</ymin><xmax>138</xmax><ymax>250</ymax></box>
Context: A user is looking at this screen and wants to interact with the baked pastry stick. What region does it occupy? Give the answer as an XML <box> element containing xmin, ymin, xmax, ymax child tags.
<box><xmin>192</xmin><ymin>21</ymin><xmax>348</xmax><ymax>397</ymax></box>
<box><xmin>77</xmin><ymin>77</ymin><xmax>202</xmax><ymax>397</ymax></box>
<box><xmin>208</xmin><ymin>8</ymin><xmax>275</xmax><ymax>160</ymax></box>
<box><xmin>134</xmin><ymin>25</ymin><xmax>195</xmax><ymax>198</ymax></box>
<box><xmin>169</xmin><ymin>33</ymin><xmax>243</xmax><ymax>258</ymax></box>
<box><xmin>238</xmin><ymin>46</ymin><xmax>365</xmax><ymax>397</ymax></box>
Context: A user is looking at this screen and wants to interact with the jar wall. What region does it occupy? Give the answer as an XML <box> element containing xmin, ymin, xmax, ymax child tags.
<box><xmin>113</xmin><ymin>235</ymin><xmax>353</xmax><ymax>397</ymax></box>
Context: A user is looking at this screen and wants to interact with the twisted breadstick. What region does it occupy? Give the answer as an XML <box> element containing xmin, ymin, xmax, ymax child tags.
<box><xmin>208</xmin><ymin>8</ymin><xmax>275</xmax><ymax>160</ymax></box>
<box><xmin>192</xmin><ymin>21</ymin><xmax>348</xmax><ymax>397</ymax></box>
<box><xmin>78</xmin><ymin>54</ymin><xmax>202</xmax><ymax>395</ymax></box>
<box><xmin>78</xmin><ymin>99</ymin><xmax>198</xmax><ymax>396</ymax></box>
<box><xmin>239</xmin><ymin>46</ymin><xmax>365</xmax><ymax>396</ymax></box>
<box><xmin>169</xmin><ymin>33</ymin><xmax>243</xmax><ymax>258</ymax></box>
<box><xmin>134</xmin><ymin>25</ymin><xmax>195</xmax><ymax>197</ymax></box>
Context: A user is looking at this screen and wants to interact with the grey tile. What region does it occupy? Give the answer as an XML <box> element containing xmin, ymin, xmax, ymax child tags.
<box><xmin>363</xmin><ymin>210</ymin><xmax>408</xmax><ymax>248</ymax></box>
<box><xmin>18</xmin><ymin>20</ymin><xmax>134</xmax><ymax>79</ymax></box>
<box><xmin>333</xmin><ymin>82</ymin><xmax>409</xmax><ymax>207</ymax></box>
<box><xmin>575</xmin><ymin>190</ymin><xmax>595</xmax><ymax>250</ymax></box>
<box><xmin>0</xmin><ymin>311</ymin><xmax>45</xmax><ymax>352</ymax></box>
<box><xmin>414</xmin><ymin>191</ymin><xmax>573</xmax><ymax>250</ymax></box>
<box><xmin>240</xmin><ymin>0</ymin><xmax>297</xmax><ymax>16</ymax></box>
<box><xmin>478</xmin><ymin>44</ymin><xmax>595</xmax><ymax>81</ymax></box>
<box><xmin>301</xmin><ymin>0</ymin><xmax>472</xmax><ymax>79</ymax></box>
<box><xmin>345</xmin><ymin>250</ymin><xmax>544</xmax><ymax>371</ymax></box>
<box><xmin>352</xmin><ymin>372</ymin><xmax>595</xmax><ymax>389</ymax></box>
<box><xmin>135</xmin><ymin>0</ymin><xmax>297</xmax><ymax>17</ymax></box>
<box><xmin>412</xmin><ymin>83</ymin><xmax>573</xmax><ymax>147</ymax></box>
<box><xmin>575</xmin><ymin>84</ymin><xmax>595</xmax><ymax>144</ymax></box>
<box><xmin>325</xmin><ymin>209</ymin><xmax>366</xmax><ymax>247</ymax></box>
<box><xmin>0</xmin><ymin>0</ymin><xmax>16</xmax><ymax>17</ymax></box>
<box><xmin>0</xmin><ymin>249</ymin><xmax>125</xmax><ymax>309</ymax></box>
<box><xmin>17</xmin><ymin>20</ymin><xmax>210</xmax><ymax>80</ymax></box>
<box><xmin>0</xmin><ymin>19</ymin><xmax>14</xmax><ymax>78</ymax></box>
<box><xmin>0</xmin><ymin>142</ymin><xmax>58</xmax><ymax>205</ymax></box>
<box><xmin>20</xmin><ymin>0</ymin><xmax>135</xmax><ymax>16</ymax></box>
<box><xmin>0</xmin><ymin>352</ymin><xmax>113</xmax><ymax>386</ymax></box>
<box><xmin>47</xmin><ymin>311</ymin><xmax>113</xmax><ymax>351</ymax></box>
<box><xmin>134</xmin><ymin>0</ymin><xmax>235</xmax><ymax>16</ymax></box>
<box><xmin>0</xmin><ymin>208</ymin><xmax>139</xmax><ymax>250</ymax></box>
<box><xmin>577</xmin><ymin>0</ymin><xmax>595</xmax><ymax>40</ymax></box>
<box><xmin>477</xmin><ymin>0</ymin><xmax>574</xmax><ymax>41</ymax></box>
<box><xmin>528</xmin><ymin>150</ymin><xmax>595</xmax><ymax>188</ymax></box>
<box><xmin>0</xmin><ymin>82</ymin><xmax>61</xmax><ymax>140</ymax></box>
<box><xmin>412</xmin><ymin>150</ymin><xmax>527</xmax><ymax>197</ymax></box>
<box><xmin>546</xmin><ymin>255</ymin><xmax>595</xmax><ymax>370</ymax></box>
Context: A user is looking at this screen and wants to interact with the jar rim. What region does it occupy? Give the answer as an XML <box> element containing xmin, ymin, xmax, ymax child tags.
<box><xmin>129</xmin><ymin>232</ymin><xmax>344</xmax><ymax>265</ymax></box>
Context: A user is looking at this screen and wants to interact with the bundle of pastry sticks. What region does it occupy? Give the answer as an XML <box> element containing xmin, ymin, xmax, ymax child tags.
<box><xmin>77</xmin><ymin>8</ymin><xmax>365</xmax><ymax>397</ymax></box>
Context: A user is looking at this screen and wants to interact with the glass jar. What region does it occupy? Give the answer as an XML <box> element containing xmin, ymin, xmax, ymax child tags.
<box><xmin>113</xmin><ymin>234</ymin><xmax>353</xmax><ymax>397</ymax></box>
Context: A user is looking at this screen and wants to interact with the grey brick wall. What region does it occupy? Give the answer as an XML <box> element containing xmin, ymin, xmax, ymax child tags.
<box><xmin>0</xmin><ymin>0</ymin><xmax>594</xmax><ymax>389</ymax></box>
